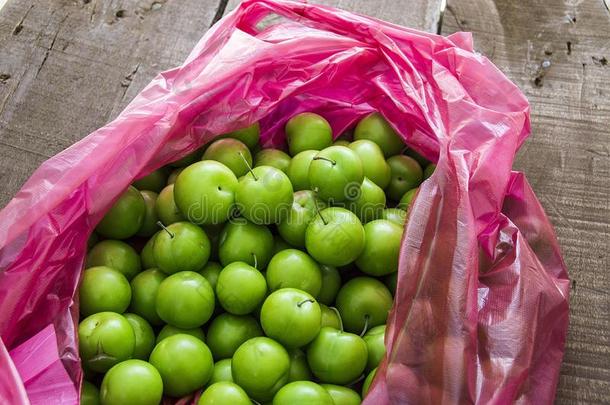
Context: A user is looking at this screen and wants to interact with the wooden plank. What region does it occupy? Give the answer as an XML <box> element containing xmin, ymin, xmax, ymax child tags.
<box><xmin>0</xmin><ymin>0</ymin><xmax>221</xmax><ymax>207</ymax></box>
<box><xmin>442</xmin><ymin>1</ymin><xmax>610</xmax><ymax>403</ymax></box>
<box><xmin>224</xmin><ymin>0</ymin><xmax>444</xmax><ymax>32</ymax></box>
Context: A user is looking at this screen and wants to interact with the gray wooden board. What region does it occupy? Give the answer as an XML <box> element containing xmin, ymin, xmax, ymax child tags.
<box><xmin>442</xmin><ymin>0</ymin><xmax>610</xmax><ymax>403</ymax></box>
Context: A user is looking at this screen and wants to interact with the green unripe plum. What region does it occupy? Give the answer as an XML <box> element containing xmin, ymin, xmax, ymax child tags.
<box><xmin>405</xmin><ymin>148</ymin><xmax>429</xmax><ymax>167</ymax></box>
<box><xmin>216</xmin><ymin>262</ymin><xmax>267</xmax><ymax>315</ymax></box>
<box><xmin>153</xmin><ymin>221</ymin><xmax>210</xmax><ymax>274</ymax></box>
<box><xmin>87</xmin><ymin>232</ymin><xmax>98</xmax><ymax>251</ymax></box>
<box><xmin>336</xmin><ymin>277</ymin><xmax>393</xmax><ymax>333</ymax></box>
<box><xmin>202</xmin><ymin>138</ymin><xmax>252</xmax><ymax>178</ymax></box>
<box><xmin>349</xmin><ymin>177</ymin><xmax>386</xmax><ymax>223</ymax></box>
<box><xmin>166</xmin><ymin>167</ymin><xmax>184</xmax><ymax>185</ymax></box>
<box><xmin>174</xmin><ymin>160</ymin><xmax>238</xmax><ymax>225</ymax></box>
<box><xmin>156</xmin><ymin>324</ymin><xmax>205</xmax><ymax>344</ymax></box>
<box><xmin>199</xmin><ymin>261</ymin><xmax>222</xmax><ymax>291</ymax></box>
<box><xmin>231</xmin><ymin>337</ymin><xmax>290</xmax><ymax>402</ymax></box>
<box><xmin>273</xmin><ymin>235</ymin><xmax>291</xmax><ymax>254</ymax></box>
<box><xmin>149</xmin><ymin>334</ymin><xmax>214</xmax><ymax>397</ymax></box>
<box><xmin>155</xmin><ymin>271</ymin><xmax>215</xmax><ymax>328</ymax></box>
<box><xmin>317</xmin><ymin>265</ymin><xmax>341</xmax><ymax>305</ymax></box>
<box><xmin>255</xmin><ymin>148</ymin><xmax>291</xmax><ymax>173</ymax></box>
<box><xmin>273</xmin><ymin>381</ymin><xmax>334</xmax><ymax>405</ymax></box>
<box><xmin>206</xmin><ymin>313</ymin><xmax>263</xmax><ymax>359</ymax></box>
<box><xmin>140</xmin><ymin>234</ymin><xmax>157</xmax><ymax>269</ymax></box>
<box><xmin>286</xmin><ymin>150</ymin><xmax>318</xmax><ymax>191</ymax></box>
<box><xmin>79</xmin><ymin>266</ymin><xmax>131</xmax><ymax>316</ymax></box>
<box><xmin>81</xmin><ymin>380</ymin><xmax>100</xmax><ymax>405</ymax></box>
<box><xmin>223</xmin><ymin>122</ymin><xmax>260</xmax><ymax>149</ymax></box>
<box><xmin>308</xmin><ymin>146</ymin><xmax>363</xmax><ymax>202</ymax></box>
<box><xmin>362</xmin><ymin>367</ymin><xmax>377</xmax><ymax>397</ymax></box>
<box><xmin>100</xmin><ymin>360</ymin><xmax>163</xmax><ymax>405</ymax></box>
<box><xmin>86</xmin><ymin>240</ymin><xmax>141</xmax><ymax>280</ymax></box>
<box><xmin>356</xmin><ymin>219</ymin><xmax>403</xmax><ymax>276</ymax></box>
<box><xmin>305</xmin><ymin>207</ymin><xmax>365</xmax><ymax>266</ymax></box>
<box><xmin>287</xmin><ymin>348</ymin><xmax>312</xmax><ymax>382</ymax></box>
<box><xmin>277</xmin><ymin>190</ymin><xmax>325</xmax><ymax>248</ymax></box>
<box><xmin>319</xmin><ymin>304</ymin><xmax>342</xmax><ymax>329</ymax></box>
<box><xmin>260</xmin><ymin>288</ymin><xmax>321</xmax><ymax>348</ymax></box>
<box><xmin>386</xmin><ymin>155</ymin><xmax>423</xmax><ymax>201</ymax></box>
<box><xmin>285</xmin><ymin>113</ymin><xmax>333</xmax><ymax>156</ymax></box>
<box><xmin>349</xmin><ymin>140</ymin><xmax>391</xmax><ymax>189</ymax></box>
<box><xmin>424</xmin><ymin>163</ymin><xmax>436</xmax><ymax>179</ymax></box>
<box><xmin>132</xmin><ymin>168</ymin><xmax>168</xmax><ymax>193</ymax></box>
<box><xmin>398</xmin><ymin>187</ymin><xmax>418</xmax><ymax>210</ymax></box>
<box><xmin>123</xmin><ymin>313</ymin><xmax>155</xmax><ymax>360</ymax></box>
<box><xmin>321</xmin><ymin>384</ymin><xmax>361</xmax><ymax>405</ymax></box>
<box><xmin>218</xmin><ymin>220</ymin><xmax>274</xmax><ymax>268</ymax></box>
<box><xmin>129</xmin><ymin>268</ymin><xmax>165</xmax><ymax>325</ymax></box>
<box><xmin>170</xmin><ymin>149</ymin><xmax>201</xmax><ymax>167</ymax></box>
<box><xmin>96</xmin><ymin>186</ymin><xmax>146</xmax><ymax>239</ymax></box>
<box><xmin>333</xmin><ymin>139</ymin><xmax>350</xmax><ymax>147</ymax></box>
<box><xmin>363</xmin><ymin>325</ymin><xmax>386</xmax><ymax>371</ymax></box>
<box><xmin>354</xmin><ymin>112</ymin><xmax>404</xmax><ymax>157</ymax></box>
<box><xmin>266</xmin><ymin>249</ymin><xmax>322</xmax><ymax>297</ymax></box>
<box><xmin>198</xmin><ymin>382</ymin><xmax>251</xmax><ymax>405</ymax></box>
<box><xmin>137</xmin><ymin>190</ymin><xmax>159</xmax><ymax>237</ymax></box>
<box><xmin>155</xmin><ymin>184</ymin><xmax>185</xmax><ymax>225</ymax></box>
<box><xmin>380</xmin><ymin>208</ymin><xmax>407</xmax><ymax>226</ymax></box>
<box><xmin>235</xmin><ymin>166</ymin><xmax>294</xmax><ymax>225</ymax></box>
<box><xmin>209</xmin><ymin>359</ymin><xmax>233</xmax><ymax>384</ymax></box>
<box><xmin>78</xmin><ymin>312</ymin><xmax>135</xmax><ymax>373</ymax></box>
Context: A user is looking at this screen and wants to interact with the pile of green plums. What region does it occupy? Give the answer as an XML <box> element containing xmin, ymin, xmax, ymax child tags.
<box><xmin>80</xmin><ymin>112</ymin><xmax>435</xmax><ymax>405</ymax></box>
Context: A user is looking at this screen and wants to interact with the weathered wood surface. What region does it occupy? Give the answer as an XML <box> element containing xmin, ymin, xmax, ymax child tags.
<box><xmin>0</xmin><ymin>0</ymin><xmax>609</xmax><ymax>403</ymax></box>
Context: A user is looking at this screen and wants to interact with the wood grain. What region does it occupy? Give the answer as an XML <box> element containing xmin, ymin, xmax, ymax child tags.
<box><xmin>442</xmin><ymin>0</ymin><xmax>610</xmax><ymax>403</ymax></box>
<box><xmin>0</xmin><ymin>0</ymin><xmax>220</xmax><ymax>208</ymax></box>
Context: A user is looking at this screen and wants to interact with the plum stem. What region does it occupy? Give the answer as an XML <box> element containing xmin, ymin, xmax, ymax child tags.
<box><xmin>297</xmin><ymin>299</ymin><xmax>315</xmax><ymax>307</ymax></box>
<box><xmin>329</xmin><ymin>306</ymin><xmax>344</xmax><ymax>332</ymax></box>
<box><xmin>251</xmin><ymin>400</ymin><xmax>262</xmax><ymax>405</ymax></box>
<box><xmin>313</xmin><ymin>156</ymin><xmax>336</xmax><ymax>165</ymax></box>
<box><xmin>346</xmin><ymin>373</ymin><xmax>366</xmax><ymax>386</ymax></box>
<box><xmin>360</xmin><ymin>314</ymin><xmax>370</xmax><ymax>337</ymax></box>
<box><xmin>313</xmin><ymin>191</ymin><xmax>327</xmax><ymax>225</ymax></box>
<box><xmin>251</xmin><ymin>253</ymin><xmax>258</xmax><ymax>270</ymax></box>
<box><xmin>156</xmin><ymin>221</ymin><xmax>174</xmax><ymax>238</ymax></box>
<box><xmin>239</xmin><ymin>152</ymin><xmax>258</xmax><ymax>180</ymax></box>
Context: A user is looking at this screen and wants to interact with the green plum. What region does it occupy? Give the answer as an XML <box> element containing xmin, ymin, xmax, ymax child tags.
<box><xmin>132</xmin><ymin>168</ymin><xmax>168</xmax><ymax>193</ymax></box>
<box><xmin>156</xmin><ymin>324</ymin><xmax>206</xmax><ymax>344</ymax></box>
<box><xmin>155</xmin><ymin>271</ymin><xmax>215</xmax><ymax>328</ymax></box>
<box><xmin>153</xmin><ymin>221</ymin><xmax>210</xmax><ymax>274</ymax></box>
<box><xmin>349</xmin><ymin>177</ymin><xmax>385</xmax><ymax>223</ymax></box>
<box><xmin>96</xmin><ymin>186</ymin><xmax>146</xmax><ymax>239</ymax></box>
<box><xmin>255</xmin><ymin>149</ymin><xmax>291</xmax><ymax>173</ymax></box>
<box><xmin>273</xmin><ymin>235</ymin><xmax>291</xmax><ymax>254</ymax></box>
<box><xmin>266</xmin><ymin>249</ymin><xmax>322</xmax><ymax>297</ymax></box>
<box><xmin>285</xmin><ymin>113</ymin><xmax>333</xmax><ymax>156</ymax></box>
<box><xmin>155</xmin><ymin>184</ymin><xmax>185</xmax><ymax>225</ymax></box>
<box><xmin>86</xmin><ymin>240</ymin><xmax>141</xmax><ymax>280</ymax></box>
<box><xmin>216</xmin><ymin>262</ymin><xmax>267</xmax><ymax>315</ymax></box>
<box><xmin>100</xmin><ymin>360</ymin><xmax>163</xmax><ymax>405</ymax></box>
<box><xmin>174</xmin><ymin>160</ymin><xmax>238</xmax><ymax>225</ymax></box>
<box><xmin>149</xmin><ymin>334</ymin><xmax>214</xmax><ymax>397</ymax></box>
<box><xmin>336</xmin><ymin>277</ymin><xmax>393</xmax><ymax>334</ymax></box>
<box><xmin>235</xmin><ymin>165</ymin><xmax>294</xmax><ymax>225</ymax></box>
<box><xmin>356</xmin><ymin>219</ymin><xmax>403</xmax><ymax>276</ymax></box>
<box><xmin>286</xmin><ymin>150</ymin><xmax>318</xmax><ymax>191</ymax></box>
<box><xmin>277</xmin><ymin>190</ymin><xmax>325</xmax><ymax>248</ymax></box>
<box><xmin>398</xmin><ymin>187</ymin><xmax>418</xmax><ymax>210</ymax></box>
<box><xmin>363</xmin><ymin>325</ymin><xmax>386</xmax><ymax>371</ymax></box>
<box><xmin>354</xmin><ymin>112</ymin><xmax>404</xmax><ymax>157</ymax></box>
<box><xmin>348</xmin><ymin>140</ymin><xmax>391</xmax><ymax>189</ymax></box>
<box><xmin>79</xmin><ymin>266</ymin><xmax>131</xmax><ymax>316</ymax></box>
<box><xmin>321</xmin><ymin>384</ymin><xmax>361</xmax><ymax>405</ymax></box>
<box><xmin>218</xmin><ymin>220</ymin><xmax>274</xmax><ymax>268</ymax></box>
<box><xmin>81</xmin><ymin>380</ymin><xmax>100</xmax><ymax>405</ymax></box>
<box><xmin>170</xmin><ymin>149</ymin><xmax>201</xmax><ymax>167</ymax></box>
<box><xmin>273</xmin><ymin>381</ymin><xmax>334</xmax><ymax>405</ymax></box>
<box><xmin>308</xmin><ymin>146</ymin><xmax>363</xmax><ymax>202</ymax></box>
<box><xmin>405</xmin><ymin>148</ymin><xmax>429</xmax><ymax>167</ymax></box>
<box><xmin>305</xmin><ymin>207</ymin><xmax>365</xmax><ymax>267</ymax></box>
<box><xmin>386</xmin><ymin>155</ymin><xmax>423</xmax><ymax>201</ymax></box>
<box><xmin>333</xmin><ymin>140</ymin><xmax>350</xmax><ymax>147</ymax></box>
<box><xmin>140</xmin><ymin>234</ymin><xmax>157</xmax><ymax>269</ymax></box>
<box><xmin>166</xmin><ymin>167</ymin><xmax>184</xmax><ymax>185</ymax></box>
<box><xmin>424</xmin><ymin>163</ymin><xmax>436</xmax><ymax>179</ymax></box>
<box><xmin>260</xmin><ymin>288</ymin><xmax>321</xmax><ymax>348</ymax></box>
<box><xmin>209</xmin><ymin>359</ymin><xmax>233</xmax><ymax>383</ymax></box>
<box><xmin>320</xmin><ymin>304</ymin><xmax>342</xmax><ymax>329</ymax></box>
<box><xmin>232</xmin><ymin>337</ymin><xmax>290</xmax><ymax>401</ymax></box>
<box><xmin>287</xmin><ymin>348</ymin><xmax>312</xmax><ymax>382</ymax></box>
<box><xmin>223</xmin><ymin>122</ymin><xmax>260</xmax><ymax>149</ymax></box>
<box><xmin>199</xmin><ymin>261</ymin><xmax>222</xmax><ymax>291</ymax></box>
<box><xmin>202</xmin><ymin>138</ymin><xmax>252</xmax><ymax>178</ymax></box>
<box><xmin>78</xmin><ymin>312</ymin><xmax>135</xmax><ymax>373</ymax></box>
<box><xmin>137</xmin><ymin>190</ymin><xmax>159</xmax><ymax>237</ymax></box>
<box><xmin>123</xmin><ymin>313</ymin><xmax>155</xmax><ymax>360</ymax></box>
<box><xmin>87</xmin><ymin>232</ymin><xmax>98</xmax><ymax>251</ymax></box>
<box><xmin>380</xmin><ymin>208</ymin><xmax>407</xmax><ymax>226</ymax></box>
<box><xmin>206</xmin><ymin>313</ymin><xmax>263</xmax><ymax>359</ymax></box>
<box><xmin>306</xmin><ymin>327</ymin><xmax>368</xmax><ymax>385</ymax></box>
<box><xmin>129</xmin><ymin>268</ymin><xmax>165</xmax><ymax>325</ymax></box>
<box><xmin>362</xmin><ymin>367</ymin><xmax>377</xmax><ymax>397</ymax></box>
<box><xmin>198</xmin><ymin>382</ymin><xmax>251</xmax><ymax>405</ymax></box>
<box><xmin>317</xmin><ymin>265</ymin><xmax>341</xmax><ymax>305</ymax></box>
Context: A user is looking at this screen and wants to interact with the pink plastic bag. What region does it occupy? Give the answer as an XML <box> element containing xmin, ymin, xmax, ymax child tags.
<box><xmin>0</xmin><ymin>0</ymin><xmax>569</xmax><ymax>403</ymax></box>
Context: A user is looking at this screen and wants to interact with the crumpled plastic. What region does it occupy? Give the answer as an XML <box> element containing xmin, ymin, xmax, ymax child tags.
<box><xmin>0</xmin><ymin>0</ymin><xmax>569</xmax><ymax>403</ymax></box>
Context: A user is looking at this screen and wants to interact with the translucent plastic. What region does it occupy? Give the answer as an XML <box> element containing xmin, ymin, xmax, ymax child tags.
<box><xmin>0</xmin><ymin>0</ymin><xmax>569</xmax><ymax>403</ymax></box>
